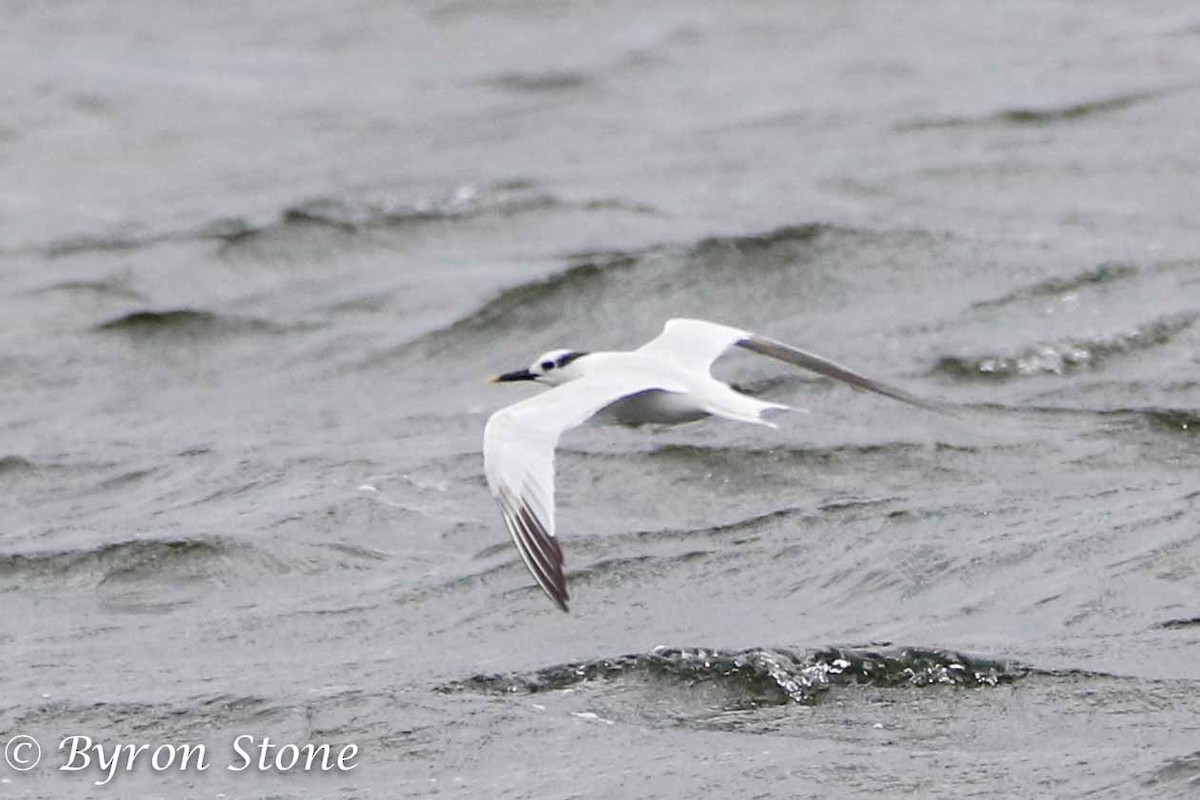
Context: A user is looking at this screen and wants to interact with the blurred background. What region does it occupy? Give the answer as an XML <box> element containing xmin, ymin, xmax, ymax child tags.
<box><xmin>2</xmin><ymin>2</ymin><xmax>1198</xmax><ymax>798</ymax></box>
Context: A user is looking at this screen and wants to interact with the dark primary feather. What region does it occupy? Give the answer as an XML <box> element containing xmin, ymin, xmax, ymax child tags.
<box><xmin>737</xmin><ymin>334</ymin><xmax>954</xmax><ymax>416</ymax></box>
<box><xmin>498</xmin><ymin>488</ymin><xmax>568</xmax><ymax>611</ymax></box>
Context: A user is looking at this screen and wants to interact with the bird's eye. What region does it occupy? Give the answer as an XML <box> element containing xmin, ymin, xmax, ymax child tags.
<box><xmin>541</xmin><ymin>361</ymin><xmax>555</xmax><ymax>371</ymax></box>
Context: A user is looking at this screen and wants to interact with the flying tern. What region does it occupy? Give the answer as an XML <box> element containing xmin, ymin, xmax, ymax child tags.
<box><xmin>484</xmin><ymin>317</ymin><xmax>946</xmax><ymax>611</ymax></box>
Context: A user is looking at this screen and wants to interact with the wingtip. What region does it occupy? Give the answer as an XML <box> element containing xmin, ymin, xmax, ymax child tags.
<box><xmin>551</xmin><ymin>584</ymin><xmax>571</xmax><ymax>612</ymax></box>
<box><xmin>739</xmin><ymin>334</ymin><xmax>958</xmax><ymax>418</ymax></box>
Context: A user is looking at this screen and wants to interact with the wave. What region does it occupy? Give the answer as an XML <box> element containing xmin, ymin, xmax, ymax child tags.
<box><xmin>486</xmin><ymin>70</ymin><xmax>591</xmax><ymax>93</ymax></box>
<box><xmin>1143</xmin><ymin>408</ymin><xmax>1200</xmax><ymax>435</ymax></box>
<box><xmin>396</xmin><ymin>222</ymin><xmax>853</xmax><ymax>353</ymax></box>
<box><xmin>972</xmin><ymin>262</ymin><xmax>1139</xmax><ymax>310</ymax></box>
<box><xmin>898</xmin><ymin>89</ymin><xmax>1162</xmax><ymax>131</ymax></box>
<box><xmin>210</xmin><ymin>182</ymin><xmax>657</xmax><ymax>251</ymax></box>
<box><xmin>24</xmin><ymin>692</ymin><xmax>277</xmax><ymax>732</ymax></box>
<box><xmin>0</xmin><ymin>536</ymin><xmax>243</xmax><ymax>590</ymax></box>
<box><xmin>933</xmin><ymin>312</ymin><xmax>1197</xmax><ymax>380</ymax></box>
<box><xmin>963</xmin><ymin>401</ymin><xmax>1200</xmax><ymax>433</ymax></box>
<box><xmin>374</xmin><ymin>249</ymin><xmax>645</xmax><ymax>365</ymax></box>
<box><xmin>442</xmin><ymin>644</ymin><xmax>1025</xmax><ymax>707</ymax></box>
<box><xmin>1142</xmin><ymin>752</ymin><xmax>1200</xmax><ymax>794</ymax></box>
<box><xmin>273</xmin><ymin>186</ymin><xmax>558</xmax><ymax>231</ymax></box>
<box><xmin>95</xmin><ymin>308</ymin><xmax>293</xmax><ymax>338</ymax></box>
<box><xmin>639</xmin><ymin>440</ymin><xmax>976</xmax><ymax>463</ymax></box>
<box><xmin>0</xmin><ymin>455</ymin><xmax>38</xmax><ymax>476</ymax></box>
<box><xmin>689</xmin><ymin>223</ymin><xmax>827</xmax><ymax>256</ymax></box>
<box><xmin>43</xmin><ymin>233</ymin><xmax>161</xmax><ymax>259</ymax></box>
<box><xmin>1156</xmin><ymin>617</ymin><xmax>1200</xmax><ymax>630</ymax></box>
<box><xmin>21</xmin><ymin>277</ymin><xmax>146</xmax><ymax>302</ymax></box>
<box><xmin>34</xmin><ymin>180</ymin><xmax>660</xmax><ymax>258</ymax></box>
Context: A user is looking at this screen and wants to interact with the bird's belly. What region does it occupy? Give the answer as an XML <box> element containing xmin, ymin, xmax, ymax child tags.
<box><xmin>594</xmin><ymin>389</ymin><xmax>710</xmax><ymax>426</ymax></box>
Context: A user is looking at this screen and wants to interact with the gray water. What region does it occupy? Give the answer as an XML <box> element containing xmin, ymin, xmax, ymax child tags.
<box><xmin>3</xmin><ymin>3</ymin><xmax>1199</xmax><ymax>798</ymax></box>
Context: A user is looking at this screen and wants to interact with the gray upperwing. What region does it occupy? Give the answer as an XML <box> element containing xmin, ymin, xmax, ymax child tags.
<box><xmin>736</xmin><ymin>334</ymin><xmax>954</xmax><ymax>415</ymax></box>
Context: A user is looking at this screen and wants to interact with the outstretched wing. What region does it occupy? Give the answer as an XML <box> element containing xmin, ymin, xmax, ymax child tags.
<box><xmin>637</xmin><ymin>318</ymin><xmax>750</xmax><ymax>373</ymax></box>
<box><xmin>640</xmin><ymin>317</ymin><xmax>949</xmax><ymax>414</ymax></box>
<box><xmin>737</xmin><ymin>333</ymin><xmax>950</xmax><ymax>413</ymax></box>
<box><xmin>484</xmin><ymin>374</ymin><xmax>685</xmax><ymax>611</ymax></box>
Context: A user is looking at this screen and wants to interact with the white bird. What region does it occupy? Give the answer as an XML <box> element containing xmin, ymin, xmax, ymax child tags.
<box><xmin>484</xmin><ymin>318</ymin><xmax>947</xmax><ymax>611</ymax></box>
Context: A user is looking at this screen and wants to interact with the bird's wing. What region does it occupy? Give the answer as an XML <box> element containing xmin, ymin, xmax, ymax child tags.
<box><xmin>484</xmin><ymin>374</ymin><xmax>685</xmax><ymax>611</ymax></box>
<box><xmin>736</xmin><ymin>333</ymin><xmax>951</xmax><ymax>414</ymax></box>
<box><xmin>636</xmin><ymin>318</ymin><xmax>751</xmax><ymax>372</ymax></box>
<box><xmin>640</xmin><ymin>317</ymin><xmax>949</xmax><ymax>414</ymax></box>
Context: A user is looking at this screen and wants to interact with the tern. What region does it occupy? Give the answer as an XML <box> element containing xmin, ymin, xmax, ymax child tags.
<box><xmin>484</xmin><ymin>318</ymin><xmax>946</xmax><ymax>611</ymax></box>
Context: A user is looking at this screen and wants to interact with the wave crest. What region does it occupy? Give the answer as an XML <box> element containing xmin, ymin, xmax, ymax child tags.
<box><xmin>443</xmin><ymin>644</ymin><xmax>1024</xmax><ymax>706</ymax></box>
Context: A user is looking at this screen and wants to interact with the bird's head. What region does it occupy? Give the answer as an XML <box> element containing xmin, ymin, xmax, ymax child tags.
<box><xmin>489</xmin><ymin>349</ymin><xmax>589</xmax><ymax>387</ymax></box>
